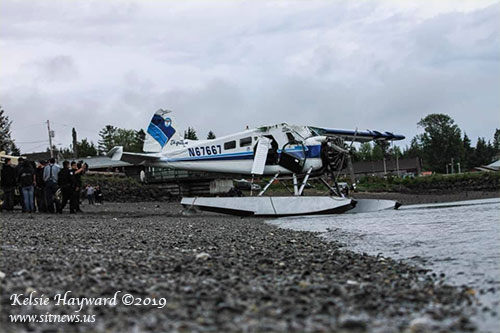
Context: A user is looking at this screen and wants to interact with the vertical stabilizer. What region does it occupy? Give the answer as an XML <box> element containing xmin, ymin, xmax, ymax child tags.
<box><xmin>143</xmin><ymin>109</ymin><xmax>183</xmax><ymax>152</ymax></box>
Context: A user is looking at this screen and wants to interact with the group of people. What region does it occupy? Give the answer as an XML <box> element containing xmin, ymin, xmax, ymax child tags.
<box><xmin>1</xmin><ymin>157</ymin><xmax>102</xmax><ymax>214</ymax></box>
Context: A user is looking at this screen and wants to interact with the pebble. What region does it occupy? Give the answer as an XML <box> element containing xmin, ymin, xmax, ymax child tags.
<box><xmin>0</xmin><ymin>202</ymin><xmax>477</xmax><ymax>332</ymax></box>
<box><xmin>195</xmin><ymin>252</ymin><xmax>211</xmax><ymax>260</ymax></box>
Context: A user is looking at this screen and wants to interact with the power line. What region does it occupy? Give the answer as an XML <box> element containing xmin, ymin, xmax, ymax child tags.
<box><xmin>22</xmin><ymin>142</ymin><xmax>50</xmax><ymax>151</ymax></box>
<box><xmin>11</xmin><ymin>122</ymin><xmax>46</xmax><ymax>132</ymax></box>
<box><xmin>50</xmin><ymin>121</ymin><xmax>98</xmax><ymax>135</ymax></box>
<box><xmin>15</xmin><ymin>140</ymin><xmax>48</xmax><ymax>144</ymax></box>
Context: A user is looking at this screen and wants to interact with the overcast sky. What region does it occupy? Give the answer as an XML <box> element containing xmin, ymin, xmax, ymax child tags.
<box><xmin>1</xmin><ymin>0</ymin><xmax>499</xmax><ymax>153</ymax></box>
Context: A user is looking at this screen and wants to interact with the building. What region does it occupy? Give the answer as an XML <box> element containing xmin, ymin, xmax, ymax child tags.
<box><xmin>475</xmin><ymin>159</ymin><xmax>500</xmax><ymax>172</ymax></box>
<box><xmin>23</xmin><ymin>150</ymin><xmax>63</xmax><ymax>163</ymax></box>
<box><xmin>80</xmin><ymin>156</ymin><xmax>235</xmax><ymax>195</ymax></box>
<box><xmin>80</xmin><ymin>156</ymin><xmax>139</xmax><ymax>176</ymax></box>
<box><xmin>341</xmin><ymin>157</ymin><xmax>422</xmax><ymax>179</ymax></box>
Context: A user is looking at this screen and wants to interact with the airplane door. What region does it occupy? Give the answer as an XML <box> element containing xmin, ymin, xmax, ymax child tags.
<box><xmin>253</xmin><ymin>135</ymin><xmax>279</xmax><ymax>165</ymax></box>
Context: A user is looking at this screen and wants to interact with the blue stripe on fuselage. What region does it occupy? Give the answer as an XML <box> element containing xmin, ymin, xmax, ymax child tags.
<box><xmin>164</xmin><ymin>145</ymin><xmax>322</xmax><ymax>162</ymax></box>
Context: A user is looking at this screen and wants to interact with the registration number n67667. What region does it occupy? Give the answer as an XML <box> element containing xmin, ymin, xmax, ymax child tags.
<box><xmin>188</xmin><ymin>145</ymin><xmax>222</xmax><ymax>157</ymax></box>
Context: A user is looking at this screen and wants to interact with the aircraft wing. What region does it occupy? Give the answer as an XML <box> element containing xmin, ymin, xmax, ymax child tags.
<box><xmin>108</xmin><ymin>146</ymin><xmax>161</xmax><ymax>165</ymax></box>
<box><xmin>310</xmin><ymin>127</ymin><xmax>405</xmax><ymax>142</ymax></box>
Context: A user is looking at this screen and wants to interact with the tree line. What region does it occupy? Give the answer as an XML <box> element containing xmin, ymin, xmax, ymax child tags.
<box><xmin>352</xmin><ymin>114</ymin><xmax>499</xmax><ymax>173</ymax></box>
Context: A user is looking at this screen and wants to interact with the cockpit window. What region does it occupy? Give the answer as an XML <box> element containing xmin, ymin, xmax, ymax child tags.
<box><xmin>286</xmin><ymin>132</ymin><xmax>296</xmax><ymax>142</ymax></box>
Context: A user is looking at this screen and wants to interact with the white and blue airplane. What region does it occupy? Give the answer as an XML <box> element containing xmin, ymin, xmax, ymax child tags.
<box><xmin>110</xmin><ymin>109</ymin><xmax>404</xmax><ymax>216</ymax></box>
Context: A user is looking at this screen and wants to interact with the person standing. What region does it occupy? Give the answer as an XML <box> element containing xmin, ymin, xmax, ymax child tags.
<box><xmin>95</xmin><ymin>185</ymin><xmax>103</xmax><ymax>205</ymax></box>
<box><xmin>16</xmin><ymin>157</ymin><xmax>25</xmax><ymax>212</ymax></box>
<box><xmin>1</xmin><ymin>158</ymin><xmax>17</xmax><ymax>211</ymax></box>
<box><xmin>43</xmin><ymin>158</ymin><xmax>61</xmax><ymax>213</ymax></box>
<box><xmin>35</xmin><ymin>160</ymin><xmax>47</xmax><ymax>212</ymax></box>
<box><xmin>86</xmin><ymin>184</ymin><xmax>95</xmax><ymax>205</ymax></box>
<box><xmin>74</xmin><ymin>162</ymin><xmax>85</xmax><ymax>212</ymax></box>
<box><xmin>57</xmin><ymin>160</ymin><xmax>75</xmax><ymax>213</ymax></box>
<box><xmin>18</xmin><ymin>160</ymin><xmax>36</xmax><ymax>213</ymax></box>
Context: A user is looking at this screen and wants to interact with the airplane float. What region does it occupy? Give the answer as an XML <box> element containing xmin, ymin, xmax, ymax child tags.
<box><xmin>110</xmin><ymin>109</ymin><xmax>405</xmax><ymax>216</ymax></box>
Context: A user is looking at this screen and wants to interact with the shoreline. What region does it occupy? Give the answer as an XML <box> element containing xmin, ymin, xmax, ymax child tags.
<box><xmin>1</xmin><ymin>202</ymin><xmax>477</xmax><ymax>332</ymax></box>
<box><xmin>351</xmin><ymin>190</ymin><xmax>499</xmax><ymax>205</ymax></box>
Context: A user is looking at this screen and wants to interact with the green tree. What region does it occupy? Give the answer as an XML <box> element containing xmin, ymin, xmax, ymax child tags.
<box><xmin>77</xmin><ymin>138</ymin><xmax>98</xmax><ymax>157</ymax></box>
<box><xmin>372</xmin><ymin>144</ymin><xmax>384</xmax><ymax>161</ymax></box>
<box><xmin>60</xmin><ymin>147</ymin><xmax>74</xmax><ymax>159</ymax></box>
<box><xmin>129</xmin><ymin>129</ymin><xmax>145</xmax><ymax>153</ymax></box>
<box><xmin>417</xmin><ymin>114</ymin><xmax>463</xmax><ymax>173</ymax></box>
<box><xmin>493</xmin><ymin>128</ymin><xmax>500</xmax><ymax>155</ymax></box>
<box><xmin>390</xmin><ymin>145</ymin><xmax>403</xmax><ymax>158</ymax></box>
<box><xmin>184</xmin><ymin>127</ymin><xmax>198</xmax><ymax>140</ymax></box>
<box><xmin>462</xmin><ymin>133</ymin><xmax>474</xmax><ymax>170</ymax></box>
<box><xmin>470</xmin><ymin>138</ymin><xmax>490</xmax><ymax>167</ymax></box>
<box><xmin>207</xmin><ymin>130</ymin><xmax>216</xmax><ymax>139</ymax></box>
<box><xmin>373</xmin><ymin>141</ymin><xmax>390</xmax><ymax>158</ymax></box>
<box><xmin>357</xmin><ymin>142</ymin><xmax>373</xmax><ymax>161</ymax></box>
<box><xmin>402</xmin><ymin>137</ymin><xmax>423</xmax><ymax>159</ymax></box>
<box><xmin>114</xmin><ymin>128</ymin><xmax>137</xmax><ymax>152</ymax></box>
<box><xmin>0</xmin><ymin>106</ymin><xmax>20</xmax><ymax>154</ymax></box>
<box><xmin>98</xmin><ymin>125</ymin><xmax>117</xmax><ymax>153</ymax></box>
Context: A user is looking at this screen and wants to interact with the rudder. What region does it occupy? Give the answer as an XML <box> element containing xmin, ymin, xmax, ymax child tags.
<box><xmin>143</xmin><ymin>109</ymin><xmax>182</xmax><ymax>152</ymax></box>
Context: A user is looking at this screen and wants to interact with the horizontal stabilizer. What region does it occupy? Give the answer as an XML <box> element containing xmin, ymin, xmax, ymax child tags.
<box><xmin>310</xmin><ymin>127</ymin><xmax>405</xmax><ymax>142</ymax></box>
<box><xmin>108</xmin><ymin>146</ymin><xmax>160</xmax><ymax>165</ymax></box>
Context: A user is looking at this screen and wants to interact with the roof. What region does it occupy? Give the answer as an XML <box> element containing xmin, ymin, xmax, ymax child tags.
<box><xmin>80</xmin><ymin>156</ymin><xmax>132</xmax><ymax>169</ymax></box>
<box><xmin>475</xmin><ymin>159</ymin><xmax>500</xmax><ymax>172</ymax></box>
<box><xmin>23</xmin><ymin>151</ymin><xmax>63</xmax><ymax>162</ymax></box>
<box><xmin>343</xmin><ymin>157</ymin><xmax>421</xmax><ymax>174</ymax></box>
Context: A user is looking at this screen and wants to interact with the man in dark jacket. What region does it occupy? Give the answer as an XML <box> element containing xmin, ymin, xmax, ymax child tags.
<box><xmin>57</xmin><ymin>160</ymin><xmax>76</xmax><ymax>214</ymax></box>
<box><xmin>1</xmin><ymin>158</ymin><xmax>17</xmax><ymax>211</ymax></box>
<box><xmin>74</xmin><ymin>161</ymin><xmax>86</xmax><ymax>213</ymax></box>
<box><xmin>18</xmin><ymin>160</ymin><xmax>36</xmax><ymax>213</ymax></box>
<box><xmin>16</xmin><ymin>157</ymin><xmax>25</xmax><ymax>212</ymax></box>
<box><xmin>35</xmin><ymin>160</ymin><xmax>47</xmax><ymax>212</ymax></box>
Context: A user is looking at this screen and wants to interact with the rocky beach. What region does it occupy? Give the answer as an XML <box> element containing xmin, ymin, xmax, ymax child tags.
<box><xmin>0</xmin><ymin>202</ymin><xmax>479</xmax><ymax>332</ymax></box>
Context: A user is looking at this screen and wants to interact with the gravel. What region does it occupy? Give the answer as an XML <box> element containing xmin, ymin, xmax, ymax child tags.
<box><xmin>1</xmin><ymin>202</ymin><xmax>477</xmax><ymax>332</ymax></box>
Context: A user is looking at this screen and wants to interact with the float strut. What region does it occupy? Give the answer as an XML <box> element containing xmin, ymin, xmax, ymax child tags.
<box><xmin>298</xmin><ymin>167</ymin><xmax>313</xmax><ymax>196</ymax></box>
<box><xmin>293</xmin><ymin>173</ymin><xmax>298</xmax><ymax>196</ymax></box>
<box><xmin>258</xmin><ymin>172</ymin><xmax>280</xmax><ymax>196</ymax></box>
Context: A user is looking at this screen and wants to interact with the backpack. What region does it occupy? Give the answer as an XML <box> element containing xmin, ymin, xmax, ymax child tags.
<box><xmin>20</xmin><ymin>170</ymin><xmax>34</xmax><ymax>187</ymax></box>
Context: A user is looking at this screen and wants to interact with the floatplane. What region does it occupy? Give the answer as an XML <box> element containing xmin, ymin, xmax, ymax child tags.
<box><xmin>109</xmin><ymin>109</ymin><xmax>404</xmax><ymax>216</ymax></box>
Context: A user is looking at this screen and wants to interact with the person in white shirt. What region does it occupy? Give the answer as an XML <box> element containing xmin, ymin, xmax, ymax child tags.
<box><xmin>43</xmin><ymin>158</ymin><xmax>61</xmax><ymax>213</ymax></box>
<box><xmin>86</xmin><ymin>185</ymin><xmax>95</xmax><ymax>205</ymax></box>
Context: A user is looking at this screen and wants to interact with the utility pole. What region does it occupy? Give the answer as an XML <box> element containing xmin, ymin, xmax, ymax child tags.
<box><xmin>47</xmin><ymin>120</ymin><xmax>54</xmax><ymax>158</ymax></box>
<box><xmin>72</xmin><ymin>127</ymin><xmax>78</xmax><ymax>158</ymax></box>
<box><xmin>347</xmin><ymin>154</ymin><xmax>355</xmax><ymax>185</ymax></box>
<box><xmin>451</xmin><ymin>158</ymin><xmax>454</xmax><ymax>174</ymax></box>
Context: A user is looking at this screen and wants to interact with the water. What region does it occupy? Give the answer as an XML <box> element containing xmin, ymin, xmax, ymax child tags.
<box><xmin>268</xmin><ymin>198</ymin><xmax>500</xmax><ymax>332</ymax></box>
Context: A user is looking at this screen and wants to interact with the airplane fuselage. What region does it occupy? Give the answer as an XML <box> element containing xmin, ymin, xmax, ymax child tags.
<box><xmin>148</xmin><ymin>124</ymin><xmax>325</xmax><ymax>175</ymax></box>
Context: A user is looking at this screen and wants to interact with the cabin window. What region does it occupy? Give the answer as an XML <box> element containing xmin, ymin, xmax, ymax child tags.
<box><xmin>240</xmin><ymin>137</ymin><xmax>252</xmax><ymax>147</ymax></box>
<box><xmin>224</xmin><ymin>140</ymin><xmax>236</xmax><ymax>150</ymax></box>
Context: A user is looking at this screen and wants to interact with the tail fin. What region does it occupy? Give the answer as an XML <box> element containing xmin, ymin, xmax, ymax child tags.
<box><xmin>143</xmin><ymin>109</ymin><xmax>183</xmax><ymax>152</ymax></box>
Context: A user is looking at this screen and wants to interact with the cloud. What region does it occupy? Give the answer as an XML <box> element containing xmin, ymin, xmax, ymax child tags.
<box><xmin>0</xmin><ymin>0</ymin><xmax>499</xmax><ymax>153</ymax></box>
<box><xmin>22</xmin><ymin>55</ymin><xmax>80</xmax><ymax>83</ymax></box>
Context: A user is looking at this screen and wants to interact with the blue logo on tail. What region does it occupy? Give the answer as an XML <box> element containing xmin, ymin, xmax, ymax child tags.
<box><xmin>147</xmin><ymin>115</ymin><xmax>176</xmax><ymax>148</ymax></box>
